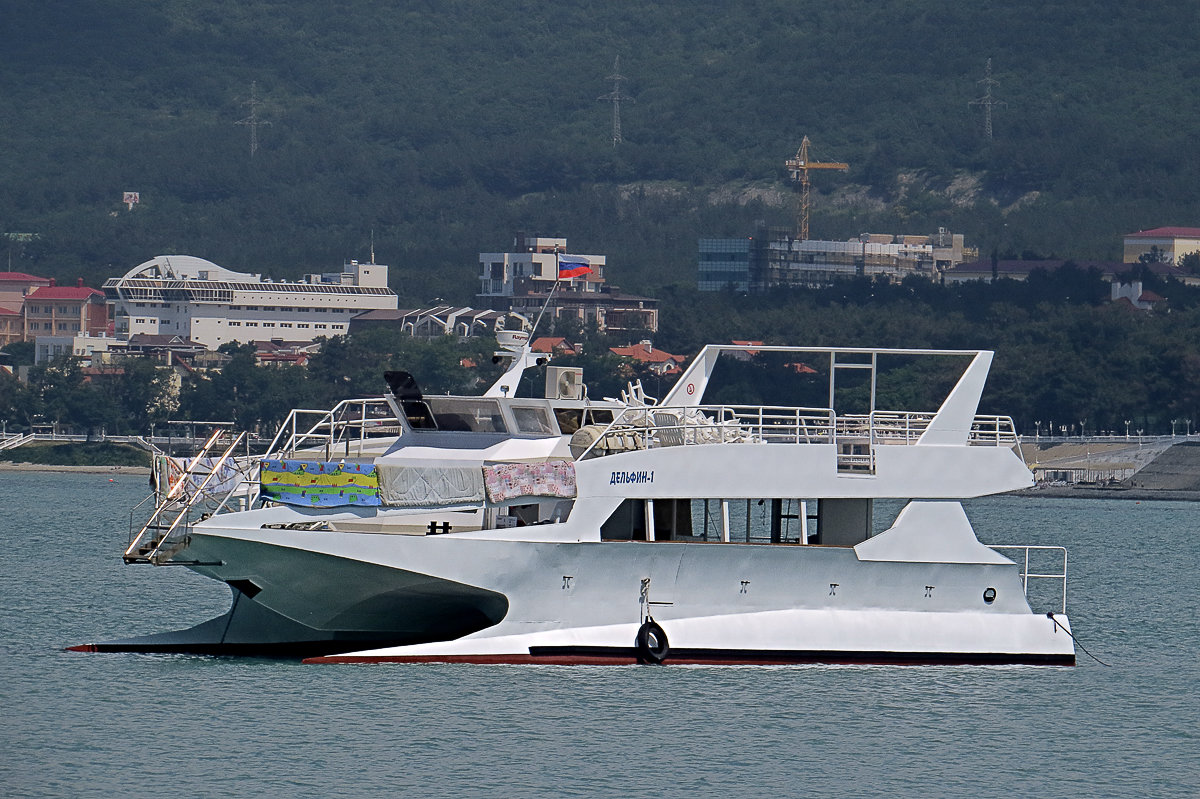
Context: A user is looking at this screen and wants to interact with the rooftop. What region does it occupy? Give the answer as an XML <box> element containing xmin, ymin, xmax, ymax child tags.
<box><xmin>0</xmin><ymin>272</ymin><xmax>50</xmax><ymax>283</ymax></box>
<box><xmin>25</xmin><ymin>285</ymin><xmax>105</xmax><ymax>301</ymax></box>
<box><xmin>1125</xmin><ymin>227</ymin><xmax>1200</xmax><ymax>239</ymax></box>
<box><xmin>609</xmin><ymin>342</ymin><xmax>686</xmax><ymax>364</ymax></box>
<box><xmin>948</xmin><ymin>259</ymin><xmax>1189</xmax><ymax>279</ymax></box>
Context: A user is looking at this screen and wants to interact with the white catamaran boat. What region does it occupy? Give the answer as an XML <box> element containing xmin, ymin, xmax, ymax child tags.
<box><xmin>73</xmin><ymin>338</ymin><xmax>1075</xmax><ymax>665</ymax></box>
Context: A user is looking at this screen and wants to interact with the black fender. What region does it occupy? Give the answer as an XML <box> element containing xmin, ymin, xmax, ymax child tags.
<box><xmin>635</xmin><ymin>619</ymin><xmax>669</xmax><ymax>664</ymax></box>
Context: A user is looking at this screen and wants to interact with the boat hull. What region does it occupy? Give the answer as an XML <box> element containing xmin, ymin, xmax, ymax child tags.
<box><xmin>74</xmin><ymin>522</ymin><xmax>1074</xmax><ymax>665</ymax></box>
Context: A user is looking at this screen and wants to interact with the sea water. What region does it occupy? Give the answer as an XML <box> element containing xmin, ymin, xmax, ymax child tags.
<box><xmin>1</xmin><ymin>472</ymin><xmax>1197</xmax><ymax>798</ymax></box>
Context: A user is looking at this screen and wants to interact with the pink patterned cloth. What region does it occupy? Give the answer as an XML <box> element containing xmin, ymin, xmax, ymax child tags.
<box><xmin>483</xmin><ymin>461</ymin><xmax>577</xmax><ymax>503</ymax></box>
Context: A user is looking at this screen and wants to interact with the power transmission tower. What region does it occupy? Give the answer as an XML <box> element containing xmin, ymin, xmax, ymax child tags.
<box><xmin>969</xmin><ymin>58</ymin><xmax>1005</xmax><ymax>140</ymax></box>
<box><xmin>236</xmin><ymin>81</ymin><xmax>271</xmax><ymax>156</ymax></box>
<box><xmin>596</xmin><ymin>56</ymin><xmax>634</xmax><ymax>146</ymax></box>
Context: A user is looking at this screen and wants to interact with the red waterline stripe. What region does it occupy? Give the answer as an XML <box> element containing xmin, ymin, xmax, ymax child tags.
<box><xmin>304</xmin><ymin>649</ymin><xmax>1075</xmax><ymax>667</ymax></box>
<box><xmin>304</xmin><ymin>653</ymin><xmax>640</xmax><ymax>665</ymax></box>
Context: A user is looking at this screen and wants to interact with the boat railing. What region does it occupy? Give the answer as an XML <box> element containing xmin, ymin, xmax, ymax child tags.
<box><xmin>576</xmin><ymin>404</ymin><xmax>1018</xmax><ymax>461</ymax></box>
<box><xmin>575</xmin><ymin>404</ymin><xmax>837</xmax><ymax>458</ymax></box>
<box><xmin>265</xmin><ymin>398</ymin><xmax>401</xmax><ymax>460</ymax></box>
<box><xmin>969</xmin><ymin>415</ymin><xmax>1020</xmax><ymax>446</ymax></box>
<box><xmin>987</xmin><ymin>545</ymin><xmax>1068</xmax><ymax>614</ymax></box>
<box><xmin>124</xmin><ymin>429</ymin><xmax>246</xmax><ymax>565</ymax></box>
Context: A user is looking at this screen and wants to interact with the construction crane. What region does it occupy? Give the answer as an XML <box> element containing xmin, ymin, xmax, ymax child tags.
<box><xmin>785</xmin><ymin>136</ymin><xmax>848</xmax><ymax>240</ymax></box>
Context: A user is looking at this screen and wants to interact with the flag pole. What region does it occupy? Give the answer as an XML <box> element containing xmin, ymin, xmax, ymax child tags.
<box><xmin>531</xmin><ymin>250</ymin><xmax>561</xmax><ymax>337</ymax></box>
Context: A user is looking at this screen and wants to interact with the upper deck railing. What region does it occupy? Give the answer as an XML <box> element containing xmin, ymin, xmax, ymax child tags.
<box><xmin>265</xmin><ymin>398</ymin><xmax>402</xmax><ymax>461</ymax></box>
<box><xmin>575</xmin><ymin>404</ymin><xmax>1018</xmax><ymax>464</ymax></box>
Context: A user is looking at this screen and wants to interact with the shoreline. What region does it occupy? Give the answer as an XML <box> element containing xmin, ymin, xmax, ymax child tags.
<box><xmin>0</xmin><ymin>462</ymin><xmax>151</xmax><ymax>475</ymax></box>
<box><xmin>1011</xmin><ymin>486</ymin><xmax>1200</xmax><ymax>502</ymax></box>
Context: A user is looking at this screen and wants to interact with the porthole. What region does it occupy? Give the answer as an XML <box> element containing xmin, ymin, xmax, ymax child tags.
<box><xmin>983</xmin><ymin>587</ymin><xmax>997</xmax><ymax>604</ymax></box>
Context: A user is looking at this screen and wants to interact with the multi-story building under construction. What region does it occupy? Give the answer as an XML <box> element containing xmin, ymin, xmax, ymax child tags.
<box><xmin>699</xmin><ymin>227</ymin><xmax>975</xmax><ymax>292</ymax></box>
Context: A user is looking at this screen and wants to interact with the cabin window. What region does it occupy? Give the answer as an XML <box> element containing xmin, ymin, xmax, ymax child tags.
<box><xmin>489</xmin><ymin>499</ymin><xmax>573</xmax><ymax>528</ymax></box>
<box><xmin>682</xmin><ymin>498</ymin><xmax>818</xmax><ymax>544</ymax></box>
<box><xmin>425</xmin><ymin>397</ymin><xmax>508</xmax><ymax>433</ymax></box>
<box><xmin>652</xmin><ymin>499</ymin><xmax>694</xmax><ymax>541</ymax></box>
<box><xmin>512</xmin><ymin>405</ymin><xmax>555</xmax><ymax>435</ymax></box>
<box><xmin>599</xmin><ymin>499</ymin><xmax>696</xmax><ymax>542</ymax></box>
<box><xmin>586</xmin><ymin>409</ymin><xmax>615</xmax><ymax>426</ymax></box>
<box><xmin>600</xmin><ymin>499</ymin><xmax>647</xmax><ymax>541</ymax></box>
<box><xmin>402</xmin><ymin>400</ymin><xmax>438</xmax><ymax>429</ymax></box>
<box><xmin>553</xmin><ymin>407</ymin><xmax>583</xmax><ymax>434</ymax></box>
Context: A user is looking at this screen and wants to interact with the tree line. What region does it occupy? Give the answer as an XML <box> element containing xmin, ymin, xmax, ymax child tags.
<box><xmin>4</xmin><ymin>266</ymin><xmax>1199</xmax><ymax>440</ymax></box>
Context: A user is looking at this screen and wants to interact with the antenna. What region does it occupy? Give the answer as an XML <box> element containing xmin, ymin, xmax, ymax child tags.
<box><xmin>596</xmin><ymin>56</ymin><xmax>634</xmax><ymax>146</ymax></box>
<box><xmin>969</xmin><ymin>58</ymin><xmax>1005</xmax><ymax>141</ymax></box>
<box><xmin>370</xmin><ymin>228</ymin><xmax>376</xmax><ymax>264</ymax></box>
<box><xmin>236</xmin><ymin>81</ymin><xmax>271</xmax><ymax>156</ymax></box>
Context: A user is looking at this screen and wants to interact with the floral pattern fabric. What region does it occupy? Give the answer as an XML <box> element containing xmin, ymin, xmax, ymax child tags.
<box><xmin>483</xmin><ymin>461</ymin><xmax>577</xmax><ymax>503</ymax></box>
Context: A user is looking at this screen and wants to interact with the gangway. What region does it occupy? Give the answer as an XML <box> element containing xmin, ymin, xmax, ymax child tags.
<box><xmin>123</xmin><ymin>429</ymin><xmax>246</xmax><ymax>565</ymax></box>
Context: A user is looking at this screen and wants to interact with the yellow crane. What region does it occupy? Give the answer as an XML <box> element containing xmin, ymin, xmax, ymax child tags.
<box><xmin>785</xmin><ymin>136</ymin><xmax>849</xmax><ymax>240</ymax></box>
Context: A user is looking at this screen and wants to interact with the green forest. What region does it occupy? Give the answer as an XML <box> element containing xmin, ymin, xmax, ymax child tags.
<box><xmin>2</xmin><ymin>1</ymin><xmax>1198</xmax><ymax>297</ymax></box>
<box><xmin>2</xmin><ymin>1</ymin><xmax>1199</xmax><ymax>438</ymax></box>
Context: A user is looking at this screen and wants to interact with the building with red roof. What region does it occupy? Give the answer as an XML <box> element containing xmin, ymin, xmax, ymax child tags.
<box><xmin>942</xmin><ymin>259</ymin><xmax>1200</xmax><ymax>286</ymax></box>
<box><xmin>609</xmin><ymin>340</ymin><xmax>687</xmax><ymax>375</ymax></box>
<box><xmin>1111</xmin><ymin>280</ymin><xmax>1167</xmax><ymax>311</ymax></box>
<box><xmin>23</xmin><ymin>278</ymin><xmax>109</xmax><ymax>340</ymax></box>
<box><xmin>1123</xmin><ymin>227</ymin><xmax>1200</xmax><ymax>265</ymax></box>
<box><xmin>530</xmin><ymin>336</ymin><xmax>578</xmax><ymax>355</ymax></box>
<box><xmin>0</xmin><ymin>271</ymin><xmax>51</xmax><ymax>313</ymax></box>
<box><xmin>0</xmin><ymin>306</ymin><xmax>23</xmax><ymax>347</ymax></box>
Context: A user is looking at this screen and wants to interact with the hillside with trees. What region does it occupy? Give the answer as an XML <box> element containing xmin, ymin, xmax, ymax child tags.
<box><xmin>3</xmin><ymin>1</ymin><xmax>1199</xmax><ymax>438</ymax></box>
<box><xmin>2</xmin><ymin>0</ymin><xmax>1198</xmax><ymax>299</ymax></box>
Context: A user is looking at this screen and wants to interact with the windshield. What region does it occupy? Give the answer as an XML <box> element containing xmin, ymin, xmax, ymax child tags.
<box><xmin>424</xmin><ymin>397</ymin><xmax>509</xmax><ymax>433</ymax></box>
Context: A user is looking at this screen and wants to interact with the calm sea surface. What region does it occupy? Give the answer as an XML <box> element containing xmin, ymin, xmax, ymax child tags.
<box><xmin>1</xmin><ymin>471</ymin><xmax>1197</xmax><ymax>798</ymax></box>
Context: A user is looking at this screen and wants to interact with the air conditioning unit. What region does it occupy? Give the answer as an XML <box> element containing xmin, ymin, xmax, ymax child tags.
<box><xmin>545</xmin><ymin>366</ymin><xmax>584</xmax><ymax>400</ymax></box>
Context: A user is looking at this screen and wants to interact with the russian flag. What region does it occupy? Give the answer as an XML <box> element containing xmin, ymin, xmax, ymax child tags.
<box><xmin>558</xmin><ymin>259</ymin><xmax>592</xmax><ymax>279</ymax></box>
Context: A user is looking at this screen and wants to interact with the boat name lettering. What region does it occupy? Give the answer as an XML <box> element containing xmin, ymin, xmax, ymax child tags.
<box><xmin>610</xmin><ymin>470</ymin><xmax>654</xmax><ymax>485</ymax></box>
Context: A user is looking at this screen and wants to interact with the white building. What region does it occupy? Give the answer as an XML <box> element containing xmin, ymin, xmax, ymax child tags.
<box><xmin>478</xmin><ymin>234</ymin><xmax>606</xmax><ymax>298</ymax></box>
<box><xmin>476</xmin><ymin>234</ymin><xmax>657</xmax><ymax>333</ymax></box>
<box><xmin>104</xmin><ymin>255</ymin><xmax>398</xmax><ymax>349</ymax></box>
<box><xmin>33</xmin><ymin>332</ymin><xmax>126</xmax><ymax>365</ymax></box>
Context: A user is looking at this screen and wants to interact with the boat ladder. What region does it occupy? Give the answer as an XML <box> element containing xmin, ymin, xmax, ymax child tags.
<box><xmin>123</xmin><ymin>429</ymin><xmax>245</xmax><ymax>565</ymax></box>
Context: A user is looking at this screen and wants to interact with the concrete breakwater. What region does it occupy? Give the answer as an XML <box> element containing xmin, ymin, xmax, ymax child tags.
<box><xmin>1018</xmin><ymin>440</ymin><xmax>1200</xmax><ymax>500</ymax></box>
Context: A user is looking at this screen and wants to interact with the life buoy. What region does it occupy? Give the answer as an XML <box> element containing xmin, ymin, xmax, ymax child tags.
<box><xmin>636</xmin><ymin>619</ymin><xmax>670</xmax><ymax>664</ymax></box>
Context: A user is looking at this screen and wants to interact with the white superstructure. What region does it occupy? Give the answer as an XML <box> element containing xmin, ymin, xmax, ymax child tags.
<box><xmin>104</xmin><ymin>255</ymin><xmax>397</xmax><ymax>349</ymax></box>
<box><xmin>75</xmin><ymin>343</ymin><xmax>1075</xmax><ymax>666</ymax></box>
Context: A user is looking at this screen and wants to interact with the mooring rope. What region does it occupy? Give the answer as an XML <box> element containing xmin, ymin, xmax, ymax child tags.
<box><xmin>1047</xmin><ymin>612</ymin><xmax>1111</xmax><ymax>666</ymax></box>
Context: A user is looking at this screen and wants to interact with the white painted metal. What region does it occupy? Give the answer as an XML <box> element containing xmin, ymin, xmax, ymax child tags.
<box><xmin>91</xmin><ymin>343</ymin><xmax>1074</xmax><ymax>665</ymax></box>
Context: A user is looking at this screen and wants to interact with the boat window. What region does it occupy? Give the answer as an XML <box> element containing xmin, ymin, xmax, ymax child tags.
<box><xmin>692</xmin><ymin>498</ymin><xmax>817</xmax><ymax>544</ymax></box>
<box><xmin>511</xmin><ymin>405</ymin><xmax>556</xmax><ymax>435</ymax></box>
<box><xmin>425</xmin><ymin>398</ymin><xmax>508</xmax><ymax>433</ymax></box>
<box><xmin>652</xmin><ymin>499</ymin><xmax>694</xmax><ymax>541</ymax></box>
<box><xmin>490</xmin><ymin>499</ymin><xmax>573</xmax><ymax>528</ymax></box>
<box><xmin>600</xmin><ymin>499</ymin><xmax>647</xmax><ymax>541</ymax></box>
<box><xmin>402</xmin><ymin>400</ymin><xmax>437</xmax><ymax>429</ymax></box>
<box><xmin>585</xmin><ymin>409</ymin><xmax>615</xmax><ymax>426</ymax></box>
<box><xmin>553</xmin><ymin>407</ymin><xmax>584</xmax><ymax>434</ymax></box>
